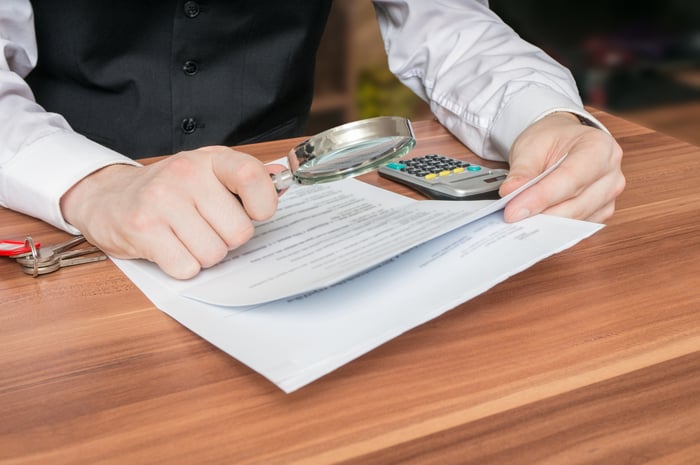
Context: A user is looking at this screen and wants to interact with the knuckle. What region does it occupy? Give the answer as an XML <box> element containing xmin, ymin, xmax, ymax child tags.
<box><xmin>126</xmin><ymin>206</ymin><xmax>158</xmax><ymax>233</ymax></box>
<box><xmin>140</xmin><ymin>180</ymin><xmax>171</xmax><ymax>203</ymax></box>
<box><xmin>610</xmin><ymin>141</ymin><xmax>624</xmax><ymax>165</ymax></box>
<box><xmin>599</xmin><ymin>202</ymin><xmax>616</xmax><ymax>222</ymax></box>
<box><xmin>197</xmin><ymin>145</ymin><xmax>228</xmax><ymax>154</ymax></box>
<box><xmin>613</xmin><ymin>173</ymin><xmax>627</xmax><ymax>198</ymax></box>
<box><xmin>605</xmin><ymin>202</ymin><xmax>616</xmax><ymax>218</ymax></box>
<box><xmin>225</xmin><ymin>223</ymin><xmax>255</xmax><ymax>250</ymax></box>
<box><xmin>198</xmin><ymin>242</ymin><xmax>230</xmax><ymax>269</ymax></box>
<box><xmin>235</xmin><ymin>158</ymin><xmax>266</xmax><ymax>184</ymax></box>
<box><xmin>164</xmin><ymin>155</ymin><xmax>199</xmax><ymax>178</ymax></box>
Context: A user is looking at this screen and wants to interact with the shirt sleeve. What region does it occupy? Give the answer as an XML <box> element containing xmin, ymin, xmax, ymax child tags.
<box><xmin>0</xmin><ymin>0</ymin><xmax>139</xmax><ymax>233</ymax></box>
<box><xmin>371</xmin><ymin>0</ymin><xmax>607</xmax><ymax>162</ymax></box>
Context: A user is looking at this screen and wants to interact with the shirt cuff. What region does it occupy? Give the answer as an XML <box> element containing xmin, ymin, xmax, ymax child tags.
<box><xmin>1</xmin><ymin>130</ymin><xmax>140</xmax><ymax>233</ymax></box>
<box><xmin>488</xmin><ymin>85</ymin><xmax>608</xmax><ymax>161</ymax></box>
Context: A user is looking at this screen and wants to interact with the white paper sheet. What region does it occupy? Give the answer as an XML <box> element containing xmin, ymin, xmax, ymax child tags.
<box><xmin>112</xmin><ymin>157</ymin><xmax>602</xmax><ymax>393</ymax></box>
<box><xmin>177</xmin><ymin>156</ymin><xmax>567</xmax><ymax>306</ymax></box>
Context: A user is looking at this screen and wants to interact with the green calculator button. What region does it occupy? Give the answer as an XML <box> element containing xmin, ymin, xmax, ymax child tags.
<box><xmin>467</xmin><ymin>165</ymin><xmax>482</xmax><ymax>171</ymax></box>
<box><xmin>386</xmin><ymin>162</ymin><xmax>406</xmax><ymax>170</ymax></box>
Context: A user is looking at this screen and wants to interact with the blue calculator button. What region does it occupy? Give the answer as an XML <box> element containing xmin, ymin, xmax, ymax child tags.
<box><xmin>386</xmin><ymin>162</ymin><xmax>406</xmax><ymax>170</ymax></box>
<box><xmin>467</xmin><ymin>165</ymin><xmax>482</xmax><ymax>171</ymax></box>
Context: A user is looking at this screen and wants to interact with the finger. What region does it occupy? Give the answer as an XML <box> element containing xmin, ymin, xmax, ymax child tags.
<box><xmin>211</xmin><ymin>150</ymin><xmax>278</xmax><ymax>221</ymax></box>
<box><xmin>143</xmin><ymin>226</ymin><xmax>203</xmax><ymax>279</ymax></box>
<box><xmin>191</xmin><ymin>180</ymin><xmax>258</xmax><ymax>251</ymax></box>
<box><xmin>538</xmin><ymin>171</ymin><xmax>622</xmax><ymax>221</ymax></box>
<box><xmin>539</xmin><ymin>195</ymin><xmax>616</xmax><ymax>223</ymax></box>
<box><xmin>122</xmin><ymin>199</ymin><xmax>221</xmax><ymax>278</ymax></box>
<box><xmin>165</xmin><ymin>202</ymin><xmax>236</xmax><ymax>270</ymax></box>
<box><xmin>502</xmin><ymin>162</ymin><xmax>577</xmax><ymax>222</ymax></box>
<box><xmin>498</xmin><ymin>156</ymin><xmax>549</xmax><ymax>198</ymax></box>
<box><xmin>585</xmin><ymin>200</ymin><xmax>617</xmax><ymax>223</ymax></box>
<box><xmin>498</xmin><ymin>136</ymin><xmax>560</xmax><ymax>199</ymax></box>
<box><xmin>112</xmin><ymin>167</ymin><xmax>232</xmax><ymax>277</ymax></box>
<box><xmin>498</xmin><ymin>173</ymin><xmax>531</xmax><ymax>198</ymax></box>
<box><xmin>503</xmin><ymin>148</ymin><xmax>608</xmax><ymax>222</ymax></box>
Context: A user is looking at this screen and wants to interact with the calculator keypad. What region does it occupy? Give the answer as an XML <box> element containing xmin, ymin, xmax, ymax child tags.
<box><xmin>388</xmin><ymin>154</ymin><xmax>482</xmax><ymax>182</ymax></box>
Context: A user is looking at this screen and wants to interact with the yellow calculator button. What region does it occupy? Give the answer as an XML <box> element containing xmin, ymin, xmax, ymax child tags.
<box><xmin>439</xmin><ymin>170</ymin><xmax>451</xmax><ymax>177</ymax></box>
<box><xmin>453</xmin><ymin>167</ymin><xmax>465</xmax><ymax>173</ymax></box>
<box><xmin>424</xmin><ymin>173</ymin><xmax>438</xmax><ymax>180</ymax></box>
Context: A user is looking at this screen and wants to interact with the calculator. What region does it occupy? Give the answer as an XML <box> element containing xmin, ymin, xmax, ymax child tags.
<box><xmin>378</xmin><ymin>154</ymin><xmax>509</xmax><ymax>200</ymax></box>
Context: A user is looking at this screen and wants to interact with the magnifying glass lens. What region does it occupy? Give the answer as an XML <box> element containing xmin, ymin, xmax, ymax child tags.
<box><xmin>273</xmin><ymin>116</ymin><xmax>415</xmax><ymax>189</ymax></box>
<box><xmin>297</xmin><ymin>137</ymin><xmax>409</xmax><ymax>177</ymax></box>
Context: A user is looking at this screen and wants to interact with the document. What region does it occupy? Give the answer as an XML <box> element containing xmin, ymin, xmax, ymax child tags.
<box><xmin>112</xmin><ymin>159</ymin><xmax>602</xmax><ymax>392</ymax></box>
<box><xmin>181</xmin><ymin>181</ymin><xmax>493</xmax><ymax>306</ymax></box>
<box><xmin>175</xmin><ymin>157</ymin><xmax>566</xmax><ymax>307</ymax></box>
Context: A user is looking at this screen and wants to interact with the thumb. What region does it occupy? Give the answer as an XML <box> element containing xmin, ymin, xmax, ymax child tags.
<box><xmin>498</xmin><ymin>156</ymin><xmax>542</xmax><ymax>198</ymax></box>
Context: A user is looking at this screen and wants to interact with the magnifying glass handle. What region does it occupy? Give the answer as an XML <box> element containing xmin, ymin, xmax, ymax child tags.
<box><xmin>270</xmin><ymin>170</ymin><xmax>294</xmax><ymax>193</ymax></box>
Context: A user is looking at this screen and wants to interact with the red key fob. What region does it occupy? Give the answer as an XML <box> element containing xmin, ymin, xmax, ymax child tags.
<box><xmin>0</xmin><ymin>239</ymin><xmax>41</xmax><ymax>257</ymax></box>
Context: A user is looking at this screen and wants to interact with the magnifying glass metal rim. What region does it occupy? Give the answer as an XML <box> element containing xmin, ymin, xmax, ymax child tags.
<box><xmin>272</xmin><ymin>116</ymin><xmax>416</xmax><ymax>191</ymax></box>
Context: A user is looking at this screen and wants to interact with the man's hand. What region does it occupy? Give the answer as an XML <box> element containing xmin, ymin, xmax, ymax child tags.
<box><xmin>60</xmin><ymin>146</ymin><xmax>284</xmax><ymax>279</ymax></box>
<box><xmin>499</xmin><ymin>112</ymin><xmax>625</xmax><ymax>223</ymax></box>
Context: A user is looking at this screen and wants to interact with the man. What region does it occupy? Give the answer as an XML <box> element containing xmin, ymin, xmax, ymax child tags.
<box><xmin>0</xmin><ymin>0</ymin><xmax>624</xmax><ymax>279</ymax></box>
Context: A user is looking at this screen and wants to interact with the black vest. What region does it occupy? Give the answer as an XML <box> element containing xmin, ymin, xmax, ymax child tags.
<box><xmin>27</xmin><ymin>1</ymin><xmax>332</xmax><ymax>159</ymax></box>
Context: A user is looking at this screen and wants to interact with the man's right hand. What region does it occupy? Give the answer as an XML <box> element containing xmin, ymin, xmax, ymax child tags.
<box><xmin>60</xmin><ymin>146</ymin><xmax>283</xmax><ymax>279</ymax></box>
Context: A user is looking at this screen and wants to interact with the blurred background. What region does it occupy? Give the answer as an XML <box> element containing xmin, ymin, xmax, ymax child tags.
<box><xmin>307</xmin><ymin>0</ymin><xmax>700</xmax><ymax>146</ymax></box>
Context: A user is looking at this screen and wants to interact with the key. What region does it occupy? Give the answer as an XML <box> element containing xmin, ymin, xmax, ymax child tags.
<box><xmin>16</xmin><ymin>236</ymin><xmax>106</xmax><ymax>277</ymax></box>
<box><xmin>19</xmin><ymin>246</ymin><xmax>107</xmax><ymax>276</ymax></box>
<box><xmin>13</xmin><ymin>235</ymin><xmax>85</xmax><ymax>261</ymax></box>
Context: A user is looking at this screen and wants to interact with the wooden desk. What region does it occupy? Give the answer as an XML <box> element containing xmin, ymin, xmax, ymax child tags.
<box><xmin>1</xmin><ymin>112</ymin><xmax>699</xmax><ymax>464</ymax></box>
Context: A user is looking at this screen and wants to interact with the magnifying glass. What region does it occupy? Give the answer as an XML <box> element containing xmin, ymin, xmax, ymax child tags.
<box><xmin>270</xmin><ymin>116</ymin><xmax>416</xmax><ymax>191</ymax></box>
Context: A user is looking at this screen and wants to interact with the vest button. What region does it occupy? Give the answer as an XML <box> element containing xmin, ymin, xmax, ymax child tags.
<box><xmin>181</xmin><ymin>117</ymin><xmax>197</xmax><ymax>134</ymax></box>
<box><xmin>182</xmin><ymin>60</ymin><xmax>199</xmax><ymax>76</ymax></box>
<box><xmin>183</xmin><ymin>1</ymin><xmax>200</xmax><ymax>18</ymax></box>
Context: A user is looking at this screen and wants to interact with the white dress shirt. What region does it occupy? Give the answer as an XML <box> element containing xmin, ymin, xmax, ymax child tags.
<box><xmin>0</xmin><ymin>0</ymin><xmax>604</xmax><ymax>233</ymax></box>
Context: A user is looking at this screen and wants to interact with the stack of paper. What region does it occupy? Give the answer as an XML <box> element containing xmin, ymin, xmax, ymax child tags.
<box><xmin>113</xmin><ymin>163</ymin><xmax>601</xmax><ymax>392</ymax></box>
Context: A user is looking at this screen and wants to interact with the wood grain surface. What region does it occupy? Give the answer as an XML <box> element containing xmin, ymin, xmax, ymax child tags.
<box><xmin>1</xmin><ymin>111</ymin><xmax>699</xmax><ymax>465</ymax></box>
